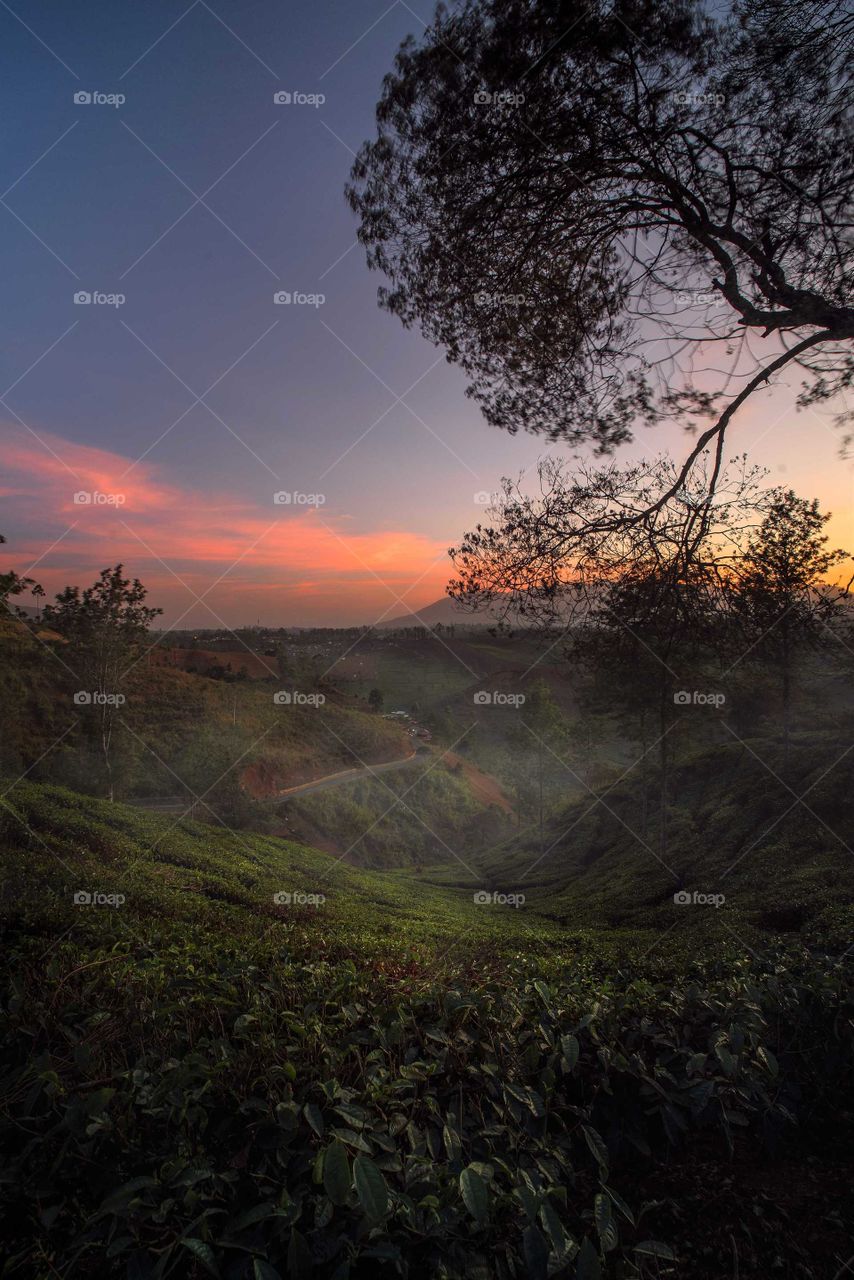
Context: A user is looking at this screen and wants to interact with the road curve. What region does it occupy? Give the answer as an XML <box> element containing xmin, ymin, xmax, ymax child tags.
<box><xmin>124</xmin><ymin>749</ymin><xmax>427</xmax><ymax>813</ymax></box>
<box><xmin>269</xmin><ymin>749</ymin><xmax>424</xmax><ymax>801</ymax></box>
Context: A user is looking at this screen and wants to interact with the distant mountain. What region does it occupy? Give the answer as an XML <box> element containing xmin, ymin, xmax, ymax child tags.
<box><xmin>374</xmin><ymin>587</ymin><xmax>598</xmax><ymax>631</ymax></box>
<box><xmin>375</xmin><ymin>596</ymin><xmax>511</xmax><ymax>630</ymax></box>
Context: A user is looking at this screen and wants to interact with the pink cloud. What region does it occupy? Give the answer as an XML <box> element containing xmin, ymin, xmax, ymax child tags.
<box><xmin>0</xmin><ymin>424</ymin><xmax>450</xmax><ymax>624</ymax></box>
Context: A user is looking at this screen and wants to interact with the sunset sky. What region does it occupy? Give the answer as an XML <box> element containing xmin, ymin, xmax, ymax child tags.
<box><xmin>2</xmin><ymin>0</ymin><xmax>852</xmax><ymax>627</ymax></box>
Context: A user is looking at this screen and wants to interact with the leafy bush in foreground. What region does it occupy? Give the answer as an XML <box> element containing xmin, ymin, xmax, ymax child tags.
<box><xmin>2</xmin><ymin>939</ymin><xmax>852</xmax><ymax>1279</ymax></box>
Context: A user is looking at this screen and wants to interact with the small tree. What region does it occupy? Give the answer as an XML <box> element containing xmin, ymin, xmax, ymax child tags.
<box><xmin>727</xmin><ymin>491</ymin><xmax>850</xmax><ymax>765</ymax></box>
<box><xmin>0</xmin><ymin>535</ymin><xmax>41</xmax><ymax>616</ymax></box>
<box><xmin>368</xmin><ymin>687</ymin><xmax>384</xmax><ymax>713</ymax></box>
<box><xmin>44</xmin><ymin>566</ymin><xmax>162</xmax><ymax>800</ymax></box>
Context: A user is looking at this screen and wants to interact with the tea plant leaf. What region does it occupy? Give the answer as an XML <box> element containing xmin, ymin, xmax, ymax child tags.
<box><xmin>522</xmin><ymin>1224</ymin><xmax>550</xmax><ymax>1280</ymax></box>
<box><xmin>561</xmin><ymin>1033</ymin><xmax>580</xmax><ymax>1070</ymax></box>
<box><xmin>756</xmin><ymin>1045</ymin><xmax>778</xmax><ymax>1077</ymax></box>
<box><xmin>253</xmin><ymin>1262</ymin><xmax>283</xmax><ymax>1280</ymax></box>
<box><xmin>179</xmin><ymin>1239</ymin><xmax>220</xmax><ymax>1278</ymax></box>
<box><xmin>634</xmin><ymin>1240</ymin><xmax>677</xmax><ymax>1260</ymax></box>
<box><xmin>287</xmin><ymin>1229</ymin><xmax>313</xmax><ymax>1280</ymax></box>
<box><xmin>460</xmin><ymin>1165</ymin><xmax>489</xmax><ymax>1225</ymax></box>
<box><xmin>594</xmin><ymin>1192</ymin><xmax>618</xmax><ymax>1252</ymax></box>
<box><xmin>582</xmin><ymin>1123</ymin><xmax>609</xmax><ymax>1178</ymax></box>
<box><xmin>303</xmin><ymin>1102</ymin><xmax>324</xmax><ymax>1138</ymax></box>
<box><xmin>323</xmin><ymin>1140</ymin><xmax>351</xmax><ymax>1206</ymax></box>
<box><xmin>353</xmin><ymin>1155</ymin><xmax>388</xmax><ymax>1222</ymax></box>
<box><xmin>575</xmin><ymin>1236</ymin><xmax>602</xmax><ymax>1280</ymax></box>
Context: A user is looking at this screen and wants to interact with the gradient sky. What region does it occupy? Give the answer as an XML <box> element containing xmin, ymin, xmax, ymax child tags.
<box><xmin>1</xmin><ymin>0</ymin><xmax>852</xmax><ymax>627</ymax></box>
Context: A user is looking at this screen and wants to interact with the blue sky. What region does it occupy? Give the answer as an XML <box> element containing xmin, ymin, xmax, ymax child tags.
<box><xmin>1</xmin><ymin>0</ymin><xmax>851</xmax><ymax>625</ymax></box>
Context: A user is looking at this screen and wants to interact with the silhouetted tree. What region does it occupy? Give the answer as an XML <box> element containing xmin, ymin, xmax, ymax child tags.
<box><xmin>0</xmin><ymin>535</ymin><xmax>41</xmax><ymax>615</ymax></box>
<box><xmin>44</xmin><ymin>566</ymin><xmax>162</xmax><ymax>800</ymax></box>
<box><xmin>726</xmin><ymin>491</ymin><xmax>851</xmax><ymax>766</ymax></box>
<box><xmin>350</xmin><ymin>0</ymin><xmax>854</xmax><ymax>521</ymax></box>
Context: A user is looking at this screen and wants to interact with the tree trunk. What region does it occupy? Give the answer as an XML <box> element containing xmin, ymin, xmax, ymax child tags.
<box><xmin>638</xmin><ymin>710</ymin><xmax>649</xmax><ymax>838</ymax></box>
<box><xmin>101</xmin><ymin>704</ymin><xmax>114</xmax><ymax>802</ymax></box>
<box><xmin>659</xmin><ymin>674</ymin><xmax>669</xmax><ymax>863</ymax></box>
<box><xmin>781</xmin><ymin>625</ymin><xmax>791</xmax><ymax>774</ymax></box>
<box><xmin>538</xmin><ymin>740</ymin><xmax>544</xmax><ymax>856</ymax></box>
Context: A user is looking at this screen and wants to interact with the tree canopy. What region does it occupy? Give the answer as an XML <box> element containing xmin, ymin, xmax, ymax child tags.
<box><xmin>349</xmin><ymin>0</ymin><xmax>854</xmax><ymax>505</ymax></box>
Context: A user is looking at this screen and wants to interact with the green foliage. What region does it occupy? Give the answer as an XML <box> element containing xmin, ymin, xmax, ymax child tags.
<box><xmin>1</xmin><ymin>782</ymin><xmax>852</xmax><ymax>1277</ymax></box>
<box><xmin>287</xmin><ymin>762</ymin><xmax>491</xmax><ymax>867</ymax></box>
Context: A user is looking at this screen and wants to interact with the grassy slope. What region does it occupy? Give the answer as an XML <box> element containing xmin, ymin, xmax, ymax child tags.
<box><xmin>0</xmin><ymin>619</ymin><xmax>413</xmax><ymax>801</ymax></box>
<box><xmin>280</xmin><ymin>759</ymin><xmax>514</xmax><ymax>869</ymax></box>
<box><xmin>2</xmin><ymin>783</ymin><xmax>853</xmax><ymax>1279</ymax></box>
<box><xmin>425</xmin><ymin>731</ymin><xmax>854</xmax><ymax>949</ymax></box>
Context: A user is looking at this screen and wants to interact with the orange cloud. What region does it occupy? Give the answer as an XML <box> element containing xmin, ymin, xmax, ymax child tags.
<box><xmin>0</xmin><ymin>425</ymin><xmax>450</xmax><ymax>624</ymax></box>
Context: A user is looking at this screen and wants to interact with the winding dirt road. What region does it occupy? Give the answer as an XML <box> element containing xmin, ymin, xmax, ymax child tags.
<box><xmin>268</xmin><ymin>749</ymin><xmax>423</xmax><ymax>801</ymax></box>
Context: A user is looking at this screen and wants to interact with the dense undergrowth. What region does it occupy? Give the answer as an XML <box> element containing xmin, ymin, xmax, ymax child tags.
<box><xmin>1</xmin><ymin>784</ymin><xmax>853</xmax><ymax>1279</ymax></box>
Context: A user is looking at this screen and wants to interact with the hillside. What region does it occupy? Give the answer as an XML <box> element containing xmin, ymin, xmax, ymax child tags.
<box><xmin>375</xmin><ymin>595</ymin><xmax>507</xmax><ymax>629</ymax></box>
<box><xmin>2</xmin><ymin>781</ymin><xmax>853</xmax><ymax>1279</ymax></box>
<box><xmin>431</xmin><ymin>731</ymin><xmax>854</xmax><ymax>948</ymax></box>
<box><xmin>0</xmin><ymin>618</ymin><xmax>413</xmax><ymax>811</ymax></box>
